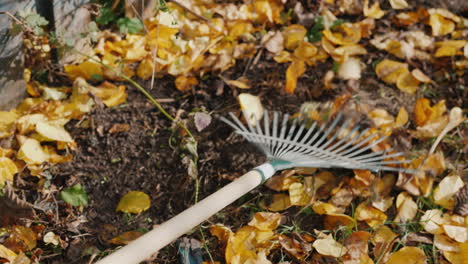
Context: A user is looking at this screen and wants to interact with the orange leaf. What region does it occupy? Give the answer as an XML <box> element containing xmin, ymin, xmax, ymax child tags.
<box><xmin>175</xmin><ymin>76</ymin><xmax>198</xmax><ymax>92</ymax></box>
<box><xmin>285</xmin><ymin>59</ymin><xmax>306</xmax><ymax>94</ymax></box>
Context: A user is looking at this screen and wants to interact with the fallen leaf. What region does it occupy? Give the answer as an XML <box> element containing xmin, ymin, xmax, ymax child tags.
<box><xmin>0</xmin><ymin>111</ymin><xmax>17</xmax><ymax>139</ymax></box>
<box><xmin>389</xmin><ymin>0</ymin><xmax>409</xmax><ymax>9</ymax></box>
<box><xmin>324</xmin><ymin>214</ymin><xmax>356</xmax><ymax>230</ymax></box>
<box><xmin>17</xmin><ymin>138</ymin><xmax>49</xmax><ymax>164</ymax></box>
<box><xmin>0</xmin><ymin>157</ymin><xmax>18</xmax><ymax>188</ymax></box>
<box><xmin>194</xmin><ymin>112</ymin><xmax>212</xmax><ymax>132</ymax></box>
<box><xmin>429</xmin><ymin>11</ymin><xmax>456</xmax><ymax>36</ymax></box>
<box><xmin>35</xmin><ymin>122</ymin><xmax>73</xmax><ymax>143</ymax></box>
<box><xmin>411</xmin><ymin>69</ymin><xmax>432</xmax><ymax>83</ymax></box>
<box><xmin>435</xmin><ymin>40</ymin><xmax>466</xmax><ymax>57</ymax></box>
<box><xmin>434</xmin><ymin>175</ymin><xmax>464</xmax><ymax>209</ymax></box>
<box><xmin>60</xmin><ymin>184</ymin><xmax>89</xmax><ymax>207</ymax></box>
<box><xmin>0</xmin><ymin>244</ymin><xmax>17</xmax><ymax>262</ymax></box>
<box><xmin>175</xmin><ymin>75</ymin><xmax>199</xmax><ymax>92</ymax></box>
<box><xmin>396</xmin><ymin>71</ymin><xmax>420</xmax><ymax>94</ymax></box>
<box><xmin>109</xmin><ymin>230</ymin><xmax>143</xmax><ymax>245</ymax></box>
<box><xmin>289</xmin><ymin>182</ymin><xmax>310</xmax><ymax>206</ymax></box>
<box><xmin>413</xmin><ymin>98</ymin><xmax>446</xmax><ymax>127</ymax></box>
<box><xmin>285</xmin><ymin>59</ymin><xmax>306</xmax><ymax>94</ymax></box>
<box><xmin>43</xmin><ymin>231</ymin><xmax>60</xmax><ymax>246</ymax></box>
<box><xmin>263</xmin><ymin>31</ymin><xmax>284</xmax><ymax>54</ymax></box>
<box><xmin>386</xmin><ymin>247</ymin><xmax>426</xmax><ymax>264</ymax></box>
<box><xmin>443</xmin><ymin>225</ymin><xmax>468</xmax><ymax>243</ymax></box>
<box><xmin>442</xmin><ymin>243</ymin><xmax>468</xmax><ymax>264</ymax></box>
<box><xmin>394</xmin><ymin>192</ymin><xmax>417</xmax><ymax>223</ymax></box>
<box><xmin>265</xmin><ymin>171</ymin><xmax>298</xmax><ymax>191</ymax></box>
<box><xmin>355</xmin><ymin>203</ymin><xmax>387</xmax><ymax>227</ymax></box>
<box><xmin>224</xmin><ymin>78</ymin><xmax>251</xmax><ymax>89</ymax></box>
<box><xmin>238</xmin><ymin>93</ymin><xmax>264</xmax><ymax>126</ymax></box>
<box><xmin>248</xmin><ymin>212</ymin><xmax>281</xmax><ymax>231</ymax></box>
<box><xmin>312</xmin><ymin>234</ymin><xmax>347</xmax><ymax>257</ymax></box>
<box><xmin>64</xmin><ymin>60</ymin><xmax>104</xmax><ymax>81</ymax></box>
<box><xmin>338</xmin><ymin>57</ymin><xmax>362</xmax><ymax>80</ymax></box>
<box><xmin>342</xmin><ymin>231</ymin><xmax>372</xmax><ymax>264</ymax></box>
<box><xmin>312</xmin><ymin>202</ymin><xmax>340</xmax><ymax>215</ymax></box>
<box><xmin>420</xmin><ymin>209</ymin><xmax>444</xmax><ymax>234</ymax></box>
<box><xmin>4</xmin><ymin>225</ymin><xmax>37</xmax><ymax>252</ymax></box>
<box><xmin>136</xmin><ymin>58</ymin><xmax>155</xmax><ymax>80</ymax></box>
<box><xmin>116</xmin><ymin>191</ymin><xmax>151</xmax><ymax>214</ymax></box>
<box><xmin>371</xmin><ymin>225</ymin><xmax>398</xmax><ymax>262</ymax></box>
<box><xmin>394</xmin><ymin>107</ymin><xmax>408</xmax><ymax>128</ymax></box>
<box><xmin>283</xmin><ymin>25</ymin><xmax>307</xmax><ymax>50</ymax></box>
<box><xmin>261</xmin><ymin>193</ymin><xmax>292</xmax><ymax>212</ymax></box>
<box><xmin>434</xmin><ymin>233</ymin><xmax>459</xmax><ymax>252</ymax></box>
<box><xmin>364</xmin><ymin>0</ymin><xmax>385</xmax><ymax>19</ymax></box>
<box><xmin>90</xmin><ymin>82</ymin><xmax>127</xmax><ymax>107</ymax></box>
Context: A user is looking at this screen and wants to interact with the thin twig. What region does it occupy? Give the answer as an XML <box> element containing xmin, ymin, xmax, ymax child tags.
<box><xmin>0</xmin><ymin>11</ymin><xmax>34</xmax><ymax>32</ymax></box>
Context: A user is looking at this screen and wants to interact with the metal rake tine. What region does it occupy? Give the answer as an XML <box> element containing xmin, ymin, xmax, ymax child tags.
<box><xmin>337</xmin><ymin>132</ymin><xmax>378</xmax><ymax>156</ymax></box>
<box><xmin>228</xmin><ymin>112</ymin><xmax>256</xmax><ymax>143</ymax></box>
<box><xmin>263</xmin><ymin>111</ymin><xmax>274</xmax><ymax>157</ymax></box>
<box><xmin>273</xmin><ymin>113</ymin><xmax>290</xmax><ymax>157</ymax></box>
<box><xmin>276</xmin><ymin>118</ymin><xmax>299</xmax><ymax>158</ymax></box>
<box><xmin>325</xmin><ymin>123</ymin><xmax>361</xmax><ymax>153</ymax></box>
<box><xmin>310</xmin><ymin>113</ymin><xmax>343</xmax><ymax>149</ymax></box>
<box><xmin>343</xmin><ymin>135</ymin><xmax>389</xmax><ymax>159</ymax></box>
<box><xmin>321</xmin><ymin>118</ymin><xmax>351</xmax><ymax>150</ymax></box>
<box><xmin>329</xmin><ymin>127</ymin><xmax>369</xmax><ymax>155</ymax></box>
<box><xmin>355</xmin><ymin>151</ymin><xmax>405</xmax><ymax>163</ymax></box>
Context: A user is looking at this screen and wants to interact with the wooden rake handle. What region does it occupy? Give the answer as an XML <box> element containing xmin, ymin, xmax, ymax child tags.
<box><xmin>95</xmin><ymin>163</ymin><xmax>275</xmax><ymax>264</ymax></box>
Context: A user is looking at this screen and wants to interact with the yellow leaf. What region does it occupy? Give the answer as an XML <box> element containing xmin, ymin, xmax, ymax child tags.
<box><xmin>261</xmin><ymin>193</ymin><xmax>292</xmax><ymax>212</ymax></box>
<box><xmin>413</xmin><ymin>98</ymin><xmax>446</xmax><ymax>127</ymax></box>
<box><xmin>396</xmin><ymin>71</ymin><xmax>420</xmax><ymax>94</ymax></box>
<box><xmin>0</xmin><ymin>111</ymin><xmax>18</xmax><ymax>138</ymax></box>
<box><xmin>168</xmin><ymin>55</ymin><xmax>192</xmax><ymax>76</ymax></box>
<box><xmin>35</xmin><ymin>122</ymin><xmax>73</xmax><ymax>143</ymax></box>
<box><xmin>229</xmin><ymin>22</ymin><xmax>254</xmax><ymax>40</ymax></box>
<box><xmin>91</xmin><ymin>82</ymin><xmax>127</xmax><ymax>107</ymax></box>
<box><xmin>364</xmin><ymin>0</ymin><xmax>385</xmax><ymax>19</ymax></box>
<box><xmin>175</xmin><ymin>75</ymin><xmax>198</xmax><ymax>92</ymax></box>
<box><xmin>386</xmin><ymin>247</ymin><xmax>426</xmax><ymax>264</ymax></box>
<box><xmin>394</xmin><ymin>107</ymin><xmax>408</xmax><ymax>128</ymax></box>
<box><xmin>293</xmin><ymin>41</ymin><xmax>318</xmax><ymax>61</ymax></box>
<box><xmin>6</xmin><ymin>225</ymin><xmax>38</xmax><ymax>252</ymax></box>
<box><xmin>109</xmin><ymin>230</ymin><xmax>143</xmax><ymax>245</ymax></box>
<box><xmin>435</xmin><ymin>40</ymin><xmax>466</xmax><ymax>57</ymax></box>
<box><xmin>0</xmin><ymin>244</ymin><xmax>17</xmax><ymax>262</ymax></box>
<box><xmin>238</xmin><ymin>93</ymin><xmax>264</xmax><ymax>126</ymax></box>
<box><xmin>253</xmin><ymin>0</ymin><xmax>283</xmax><ymax>24</ymax></box>
<box><xmin>64</xmin><ymin>60</ymin><xmax>103</xmax><ymax>81</ymax></box>
<box><xmin>137</xmin><ymin>58</ymin><xmax>155</xmax><ymax>80</ymax></box>
<box><xmin>411</xmin><ymin>69</ymin><xmax>432</xmax><ymax>83</ymax></box>
<box><xmin>285</xmin><ymin>59</ymin><xmax>305</xmax><ymax>94</ymax></box>
<box><xmin>375</xmin><ymin>59</ymin><xmax>408</xmax><ymax>84</ymax></box>
<box><xmin>355</xmin><ymin>202</ymin><xmax>387</xmax><ymax>227</ymax></box>
<box><xmin>332</xmin><ymin>45</ymin><xmax>367</xmax><ymax>62</ymax></box>
<box><xmin>283</xmin><ymin>25</ymin><xmax>307</xmax><ymax>50</ymax></box>
<box><xmin>322</xmin><ymin>23</ymin><xmax>362</xmax><ymax>45</ymax></box>
<box><xmin>210</xmin><ymin>224</ymin><xmax>233</xmax><ymax>244</ymax></box>
<box><xmin>17</xmin><ymin>138</ymin><xmax>49</xmax><ymax>164</ymax></box>
<box><xmin>248</xmin><ymin>212</ymin><xmax>281</xmax><ymax>231</ymax></box>
<box><xmin>116</xmin><ymin>191</ymin><xmax>151</xmax><ymax>214</ymax></box>
<box><xmin>0</xmin><ymin>157</ymin><xmax>18</xmax><ymax>188</ymax></box>
<box><xmin>433</xmin><ymin>175</ymin><xmax>464</xmax><ymax>209</ymax></box>
<box><xmin>429</xmin><ymin>13</ymin><xmax>454</xmax><ymax>36</ymax></box>
<box><xmin>125</xmin><ymin>35</ymin><xmax>148</xmax><ymax>62</ymax></box>
<box><xmin>289</xmin><ymin>182</ymin><xmax>311</xmax><ymax>206</ymax></box>
<box><xmin>312</xmin><ymin>201</ymin><xmax>340</xmax><ymax>215</ymax></box>
<box><xmin>312</xmin><ymin>234</ymin><xmax>347</xmax><ymax>257</ymax></box>
<box><xmin>273</xmin><ymin>51</ymin><xmax>293</xmax><ymax>63</ymax></box>
<box><xmin>394</xmin><ymin>192</ymin><xmax>417</xmax><ymax>223</ymax></box>
<box><xmin>435</xmin><ymin>234</ymin><xmax>459</xmax><ymax>252</ymax></box>
<box><xmin>368</xmin><ymin>109</ymin><xmax>394</xmax><ymax>128</ymax></box>
<box><xmin>265</xmin><ymin>171</ymin><xmax>298</xmax><ymax>191</ymax></box>
<box><xmin>443</xmin><ymin>243</ymin><xmax>468</xmax><ymax>264</ymax></box>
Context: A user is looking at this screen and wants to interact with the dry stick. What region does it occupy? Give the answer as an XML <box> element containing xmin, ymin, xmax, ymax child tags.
<box><xmin>0</xmin><ymin>11</ymin><xmax>34</xmax><ymax>33</ymax></box>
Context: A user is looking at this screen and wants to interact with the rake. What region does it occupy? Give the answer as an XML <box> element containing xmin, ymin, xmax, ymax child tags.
<box><xmin>97</xmin><ymin>110</ymin><xmax>414</xmax><ymax>264</ymax></box>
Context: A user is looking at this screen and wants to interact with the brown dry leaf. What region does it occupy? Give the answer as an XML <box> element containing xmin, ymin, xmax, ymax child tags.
<box><xmin>278</xmin><ymin>234</ymin><xmax>311</xmax><ymax>261</ymax></box>
<box><xmin>283</xmin><ymin>25</ymin><xmax>307</xmax><ymax>50</ymax></box>
<box><xmin>386</xmin><ymin>247</ymin><xmax>426</xmax><ymax>264</ymax></box>
<box><xmin>434</xmin><ymin>175</ymin><xmax>465</xmax><ymax>209</ymax></box>
<box><xmin>342</xmin><ymin>231</ymin><xmax>372</xmax><ymax>264</ymax></box>
<box><xmin>0</xmin><ymin>157</ymin><xmax>18</xmax><ymax>188</ymax></box>
<box><xmin>389</xmin><ymin>0</ymin><xmax>409</xmax><ymax>9</ymax></box>
<box><xmin>355</xmin><ymin>202</ymin><xmax>387</xmax><ymax>227</ymax></box>
<box><xmin>312</xmin><ymin>201</ymin><xmax>340</xmax><ymax>215</ymax></box>
<box><xmin>435</xmin><ymin>40</ymin><xmax>466</xmax><ymax>57</ymax></box>
<box><xmin>116</xmin><ymin>191</ymin><xmax>151</xmax><ymax>214</ymax></box>
<box><xmin>263</xmin><ymin>31</ymin><xmax>284</xmax><ymax>54</ymax></box>
<box><xmin>442</xmin><ymin>243</ymin><xmax>468</xmax><ymax>263</ymax></box>
<box><xmin>175</xmin><ymin>76</ymin><xmax>199</xmax><ymax>92</ymax></box>
<box><xmin>375</xmin><ymin>59</ymin><xmax>418</xmax><ymax>93</ymax></box>
<box><xmin>312</xmin><ymin>233</ymin><xmax>347</xmax><ymax>257</ymax></box>
<box><xmin>64</xmin><ymin>60</ymin><xmax>104</xmax><ymax>81</ymax></box>
<box><xmin>261</xmin><ymin>193</ymin><xmax>292</xmax><ymax>212</ymax></box>
<box><xmin>394</xmin><ymin>192</ymin><xmax>418</xmax><ymax>223</ymax></box>
<box><xmin>265</xmin><ymin>171</ymin><xmax>298</xmax><ymax>191</ymax></box>
<box><xmin>324</xmin><ymin>214</ymin><xmax>356</xmax><ymax>230</ymax></box>
<box><xmin>109</xmin><ymin>230</ymin><xmax>143</xmax><ymax>245</ymax></box>
<box><xmin>210</xmin><ymin>224</ymin><xmax>233</xmax><ymax>248</ymax></box>
<box><xmin>364</xmin><ymin>0</ymin><xmax>385</xmax><ymax>19</ymax></box>
<box><xmin>4</xmin><ymin>225</ymin><xmax>37</xmax><ymax>252</ymax></box>
<box><xmin>285</xmin><ymin>59</ymin><xmax>306</xmax><ymax>94</ymax></box>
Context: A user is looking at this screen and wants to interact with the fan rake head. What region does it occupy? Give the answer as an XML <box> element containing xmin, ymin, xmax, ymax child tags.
<box><xmin>220</xmin><ymin>110</ymin><xmax>415</xmax><ymax>173</ymax></box>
